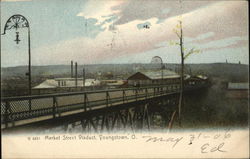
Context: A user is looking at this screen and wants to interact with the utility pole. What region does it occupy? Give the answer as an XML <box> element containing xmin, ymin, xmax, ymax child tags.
<box><xmin>75</xmin><ymin>62</ymin><xmax>78</xmax><ymax>88</ymax></box>
<box><xmin>161</xmin><ymin>62</ymin><xmax>164</xmax><ymax>85</ymax></box>
<box><xmin>83</xmin><ymin>68</ymin><xmax>85</xmax><ymax>90</ymax></box>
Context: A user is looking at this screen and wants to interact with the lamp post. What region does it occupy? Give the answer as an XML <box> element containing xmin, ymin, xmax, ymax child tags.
<box><xmin>2</xmin><ymin>14</ymin><xmax>32</xmax><ymax>96</ymax></box>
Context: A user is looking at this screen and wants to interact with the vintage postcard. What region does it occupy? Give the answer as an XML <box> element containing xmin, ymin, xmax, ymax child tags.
<box><xmin>1</xmin><ymin>0</ymin><xmax>249</xmax><ymax>158</ymax></box>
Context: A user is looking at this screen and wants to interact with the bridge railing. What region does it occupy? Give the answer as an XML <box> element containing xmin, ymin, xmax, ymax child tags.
<box><xmin>1</xmin><ymin>84</ymin><xmax>181</xmax><ymax>127</ymax></box>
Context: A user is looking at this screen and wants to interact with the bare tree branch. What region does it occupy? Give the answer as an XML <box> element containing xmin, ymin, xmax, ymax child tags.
<box><xmin>173</xmin><ymin>28</ymin><xmax>181</xmax><ymax>38</ymax></box>
<box><xmin>169</xmin><ymin>40</ymin><xmax>180</xmax><ymax>46</ymax></box>
<box><xmin>184</xmin><ymin>48</ymin><xmax>201</xmax><ymax>59</ymax></box>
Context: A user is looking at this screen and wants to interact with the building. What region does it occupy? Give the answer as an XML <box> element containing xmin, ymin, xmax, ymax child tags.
<box><xmin>185</xmin><ymin>75</ymin><xmax>208</xmax><ymax>86</ymax></box>
<box><xmin>100</xmin><ymin>80</ymin><xmax>127</xmax><ymax>89</ymax></box>
<box><xmin>127</xmin><ymin>70</ymin><xmax>180</xmax><ymax>86</ymax></box>
<box><xmin>226</xmin><ymin>82</ymin><xmax>249</xmax><ymax>99</ymax></box>
<box><xmin>33</xmin><ymin>78</ymin><xmax>100</xmax><ymax>89</ymax></box>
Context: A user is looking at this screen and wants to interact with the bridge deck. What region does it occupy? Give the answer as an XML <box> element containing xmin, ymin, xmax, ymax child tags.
<box><xmin>1</xmin><ymin>84</ymin><xmax>208</xmax><ymax>129</ymax></box>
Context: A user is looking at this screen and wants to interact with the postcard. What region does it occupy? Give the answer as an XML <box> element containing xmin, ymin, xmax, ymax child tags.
<box><xmin>1</xmin><ymin>0</ymin><xmax>249</xmax><ymax>158</ymax></box>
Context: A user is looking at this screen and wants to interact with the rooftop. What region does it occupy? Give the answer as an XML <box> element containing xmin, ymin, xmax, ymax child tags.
<box><xmin>139</xmin><ymin>70</ymin><xmax>180</xmax><ymax>80</ymax></box>
<box><xmin>33</xmin><ymin>79</ymin><xmax>100</xmax><ymax>89</ymax></box>
<box><xmin>228</xmin><ymin>82</ymin><xmax>249</xmax><ymax>90</ymax></box>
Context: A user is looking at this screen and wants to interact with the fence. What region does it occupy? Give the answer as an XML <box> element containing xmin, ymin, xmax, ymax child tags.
<box><xmin>1</xmin><ymin>84</ymin><xmax>180</xmax><ymax>127</ymax></box>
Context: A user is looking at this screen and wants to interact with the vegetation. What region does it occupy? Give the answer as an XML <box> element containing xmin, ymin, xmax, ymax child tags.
<box><xmin>169</xmin><ymin>18</ymin><xmax>201</xmax><ymax>127</ymax></box>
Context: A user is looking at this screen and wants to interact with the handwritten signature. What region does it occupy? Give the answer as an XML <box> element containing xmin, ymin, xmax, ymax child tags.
<box><xmin>201</xmin><ymin>142</ymin><xmax>227</xmax><ymax>153</ymax></box>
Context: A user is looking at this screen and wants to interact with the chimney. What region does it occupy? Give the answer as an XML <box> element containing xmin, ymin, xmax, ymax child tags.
<box><xmin>71</xmin><ymin>61</ymin><xmax>73</xmax><ymax>78</ymax></box>
<box><xmin>83</xmin><ymin>68</ymin><xmax>85</xmax><ymax>90</ymax></box>
<box><xmin>75</xmin><ymin>62</ymin><xmax>78</xmax><ymax>87</ymax></box>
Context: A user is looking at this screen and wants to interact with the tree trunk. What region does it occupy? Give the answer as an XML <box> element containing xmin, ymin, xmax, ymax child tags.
<box><xmin>168</xmin><ymin>110</ymin><xmax>177</xmax><ymax>131</ymax></box>
<box><xmin>178</xmin><ymin>20</ymin><xmax>184</xmax><ymax>127</ymax></box>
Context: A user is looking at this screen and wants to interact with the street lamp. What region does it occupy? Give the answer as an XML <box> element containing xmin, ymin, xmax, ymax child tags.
<box><xmin>2</xmin><ymin>14</ymin><xmax>32</xmax><ymax>96</ymax></box>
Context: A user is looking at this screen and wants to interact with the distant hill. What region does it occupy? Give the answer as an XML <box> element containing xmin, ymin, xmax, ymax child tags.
<box><xmin>186</xmin><ymin>63</ymin><xmax>249</xmax><ymax>82</ymax></box>
<box><xmin>1</xmin><ymin>63</ymin><xmax>249</xmax><ymax>82</ymax></box>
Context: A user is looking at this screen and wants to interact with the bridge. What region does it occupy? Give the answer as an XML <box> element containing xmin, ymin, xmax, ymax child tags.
<box><xmin>1</xmin><ymin>83</ymin><xmax>209</xmax><ymax>132</ymax></box>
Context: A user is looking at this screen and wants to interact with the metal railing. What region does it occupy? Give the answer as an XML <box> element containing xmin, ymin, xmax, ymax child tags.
<box><xmin>1</xmin><ymin>84</ymin><xmax>182</xmax><ymax>127</ymax></box>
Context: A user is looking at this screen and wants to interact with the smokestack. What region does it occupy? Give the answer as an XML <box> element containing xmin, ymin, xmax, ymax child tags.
<box><xmin>83</xmin><ymin>68</ymin><xmax>85</xmax><ymax>89</ymax></box>
<box><xmin>75</xmin><ymin>62</ymin><xmax>78</xmax><ymax>87</ymax></box>
<box><xmin>71</xmin><ymin>61</ymin><xmax>73</xmax><ymax>78</ymax></box>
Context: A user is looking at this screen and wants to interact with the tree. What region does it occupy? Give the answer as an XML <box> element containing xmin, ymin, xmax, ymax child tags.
<box><xmin>169</xmin><ymin>19</ymin><xmax>201</xmax><ymax>128</ymax></box>
<box><xmin>104</xmin><ymin>72</ymin><xmax>114</xmax><ymax>80</ymax></box>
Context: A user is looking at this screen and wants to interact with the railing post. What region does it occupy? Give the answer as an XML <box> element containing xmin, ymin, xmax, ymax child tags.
<box><xmin>29</xmin><ymin>98</ymin><xmax>32</xmax><ymax>111</ymax></box>
<box><xmin>123</xmin><ymin>90</ymin><xmax>125</xmax><ymax>103</ymax></box>
<box><xmin>84</xmin><ymin>93</ymin><xmax>87</xmax><ymax>111</ymax></box>
<box><xmin>106</xmin><ymin>91</ymin><xmax>109</xmax><ymax>107</ymax></box>
<box><xmin>135</xmin><ymin>89</ymin><xmax>138</xmax><ymax>101</ymax></box>
<box><xmin>53</xmin><ymin>96</ymin><xmax>57</xmax><ymax>118</ymax></box>
<box><xmin>5</xmin><ymin>101</ymin><xmax>10</xmax><ymax>128</ymax></box>
<box><xmin>145</xmin><ymin>88</ymin><xmax>148</xmax><ymax>99</ymax></box>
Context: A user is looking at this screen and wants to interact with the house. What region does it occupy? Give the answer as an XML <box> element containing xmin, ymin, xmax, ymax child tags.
<box><xmin>226</xmin><ymin>82</ymin><xmax>249</xmax><ymax>99</ymax></box>
<box><xmin>127</xmin><ymin>70</ymin><xmax>180</xmax><ymax>86</ymax></box>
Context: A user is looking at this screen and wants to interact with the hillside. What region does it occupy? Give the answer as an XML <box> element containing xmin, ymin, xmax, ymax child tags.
<box><xmin>1</xmin><ymin>63</ymin><xmax>249</xmax><ymax>82</ymax></box>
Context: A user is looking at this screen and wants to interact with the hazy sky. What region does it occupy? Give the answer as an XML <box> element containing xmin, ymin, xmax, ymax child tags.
<box><xmin>1</xmin><ymin>0</ymin><xmax>249</xmax><ymax>67</ymax></box>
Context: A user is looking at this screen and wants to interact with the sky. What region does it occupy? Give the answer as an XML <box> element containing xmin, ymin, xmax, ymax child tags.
<box><xmin>0</xmin><ymin>0</ymin><xmax>249</xmax><ymax>67</ymax></box>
